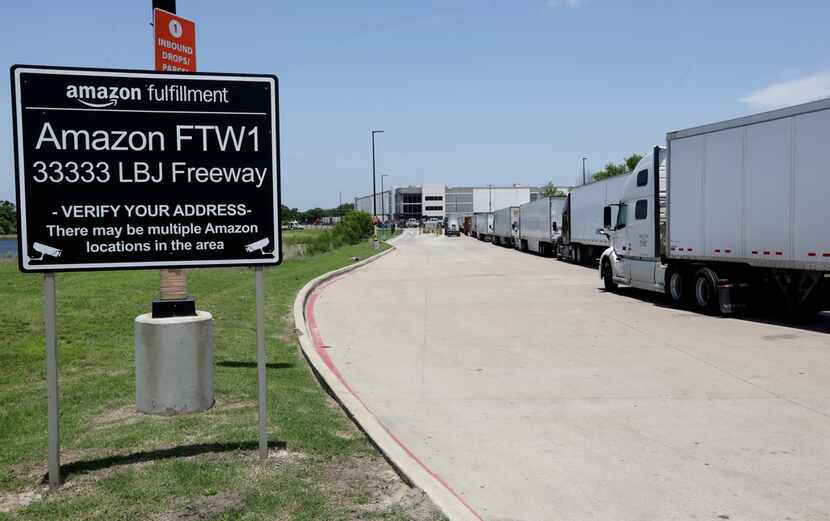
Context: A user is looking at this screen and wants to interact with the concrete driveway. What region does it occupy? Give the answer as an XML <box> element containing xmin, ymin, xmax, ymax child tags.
<box><xmin>310</xmin><ymin>232</ymin><xmax>830</xmax><ymax>521</ymax></box>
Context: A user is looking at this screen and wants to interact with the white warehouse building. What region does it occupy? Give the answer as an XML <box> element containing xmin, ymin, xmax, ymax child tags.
<box><xmin>354</xmin><ymin>184</ymin><xmax>545</xmax><ymax>224</ymax></box>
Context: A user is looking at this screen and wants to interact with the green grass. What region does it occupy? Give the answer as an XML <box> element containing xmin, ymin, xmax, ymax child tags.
<box><xmin>376</xmin><ymin>228</ymin><xmax>401</xmax><ymax>242</ymax></box>
<box><xmin>0</xmin><ymin>240</ymin><xmax>444</xmax><ymax>520</ymax></box>
<box><xmin>281</xmin><ymin>229</ymin><xmax>326</xmax><ymax>246</ymax></box>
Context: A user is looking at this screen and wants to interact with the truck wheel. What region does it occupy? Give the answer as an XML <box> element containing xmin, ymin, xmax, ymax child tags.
<box><xmin>575</xmin><ymin>247</ymin><xmax>582</xmax><ymax>265</ymax></box>
<box><xmin>666</xmin><ymin>269</ymin><xmax>688</xmax><ymax>307</ymax></box>
<box><xmin>602</xmin><ymin>261</ymin><xmax>617</xmax><ymax>291</ymax></box>
<box><xmin>693</xmin><ymin>267</ymin><xmax>720</xmax><ymax>314</ymax></box>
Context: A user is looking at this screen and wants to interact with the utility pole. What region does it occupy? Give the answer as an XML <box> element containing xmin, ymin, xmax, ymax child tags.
<box><xmin>339</xmin><ymin>191</ymin><xmax>342</xmax><ymax>217</ymax></box>
<box><xmin>371</xmin><ymin>130</ymin><xmax>384</xmax><ymax>219</ymax></box>
<box><xmin>488</xmin><ymin>184</ymin><xmax>493</xmax><ymax>212</ymax></box>
<box><xmin>582</xmin><ymin>157</ymin><xmax>587</xmax><ymax>185</ymax></box>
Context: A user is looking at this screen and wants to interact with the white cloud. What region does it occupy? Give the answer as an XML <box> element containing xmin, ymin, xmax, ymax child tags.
<box><xmin>545</xmin><ymin>0</ymin><xmax>588</xmax><ymax>8</ymax></box>
<box><xmin>740</xmin><ymin>71</ymin><xmax>830</xmax><ymax>111</ymax></box>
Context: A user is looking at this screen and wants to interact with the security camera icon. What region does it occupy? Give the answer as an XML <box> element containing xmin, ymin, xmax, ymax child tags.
<box><xmin>244</xmin><ymin>238</ymin><xmax>273</xmax><ymax>255</ymax></box>
<box><xmin>30</xmin><ymin>242</ymin><xmax>62</xmax><ymax>261</ymax></box>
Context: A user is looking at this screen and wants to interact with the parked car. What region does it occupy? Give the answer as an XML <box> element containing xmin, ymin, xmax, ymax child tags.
<box><xmin>406</xmin><ymin>218</ymin><xmax>419</xmax><ymax>228</ymax></box>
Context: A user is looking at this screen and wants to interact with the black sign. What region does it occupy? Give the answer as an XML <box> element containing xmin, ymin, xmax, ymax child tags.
<box><xmin>10</xmin><ymin>65</ymin><xmax>281</xmax><ymax>272</ymax></box>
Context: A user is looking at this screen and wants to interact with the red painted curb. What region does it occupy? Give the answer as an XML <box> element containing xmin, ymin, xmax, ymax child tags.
<box><xmin>305</xmin><ymin>272</ymin><xmax>485</xmax><ymax>521</ymax></box>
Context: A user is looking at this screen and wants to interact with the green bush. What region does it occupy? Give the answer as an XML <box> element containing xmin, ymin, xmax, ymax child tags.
<box><xmin>305</xmin><ymin>230</ymin><xmax>333</xmax><ymax>256</ymax></box>
<box><xmin>333</xmin><ymin>211</ymin><xmax>373</xmax><ymax>245</ymax></box>
<box><xmin>299</xmin><ymin>211</ymin><xmax>374</xmax><ymax>257</ymax></box>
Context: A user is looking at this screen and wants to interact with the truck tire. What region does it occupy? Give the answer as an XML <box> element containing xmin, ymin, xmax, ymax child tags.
<box><xmin>575</xmin><ymin>246</ymin><xmax>583</xmax><ymax>265</ymax></box>
<box><xmin>602</xmin><ymin>260</ymin><xmax>617</xmax><ymax>291</ymax></box>
<box><xmin>693</xmin><ymin>267</ymin><xmax>720</xmax><ymax>314</ymax></box>
<box><xmin>666</xmin><ymin>269</ymin><xmax>688</xmax><ymax>307</ymax></box>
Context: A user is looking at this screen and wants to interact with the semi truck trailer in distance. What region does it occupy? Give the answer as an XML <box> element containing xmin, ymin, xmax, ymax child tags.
<box><xmin>558</xmin><ymin>174</ymin><xmax>628</xmax><ymax>265</ymax></box>
<box><xmin>492</xmin><ymin>206</ymin><xmax>520</xmax><ymax>247</ymax></box>
<box><xmin>445</xmin><ymin>215</ymin><xmax>461</xmax><ymax>236</ymax></box>
<box><xmin>462</xmin><ymin>216</ymin><xmax>473</xmax><ymax>235</ymax></box>
<box><xmin>473</xmin><ymin>212</ymin><xmax>494</xmax><ymax>241</ymax></box>
<box><xmin>600</xmin><ymin>98</ymin><xmax>830</xmax><ymax>314</ymax></box>
<box><xmin>518</xmin><ymin>196</ymin><xmax>566</xmax><ymax>256</ymax></box>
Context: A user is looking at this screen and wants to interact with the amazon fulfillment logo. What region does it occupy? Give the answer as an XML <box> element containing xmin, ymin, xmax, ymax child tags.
<box><xmin>65</xmin><ymin>84</ymin><xmax>142</xmax><ymax>108</ymax></box>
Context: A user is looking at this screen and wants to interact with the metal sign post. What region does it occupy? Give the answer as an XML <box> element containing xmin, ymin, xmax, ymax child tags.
<box><xmin>255</xmin><ymin>266</ymin><xmax>268</xmax><ymax>460</ymax></box>
<box><xmin>43</xmin><ymin>272</ymin><xmax>60</xmax><ymax>489</ymax></box>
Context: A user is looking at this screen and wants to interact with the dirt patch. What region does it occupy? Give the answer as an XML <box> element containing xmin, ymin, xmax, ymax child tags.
<box><xmin>91</xmin><ymin>397</ymin><xmax>256</xmax><ymax>430</ymax></box>
<box><xmin>321</xmin><ymin>455</ymin><xmax>446</xmax><ymax>521</ymax></box>
<box><xmin>207</xmin><ymin>398</ymin><xmax>256</xmax><ymax>413</ymax></box>
<box><xmin>0</xmin><ymin>489</ymin><xmax>43</xmax><ymax>514</ymax></box>
<box><xmin>335</xmin><ymin>430</ymin><xmax>359</xmax><ymax>440</ymax></box>
<box><xmin>162</xmin><ymin>492</ymin><xmax>243</xmax><ymax>520</ymax></box>
<box><xmin>276</xmin><ymin>313</ymin><xmax>299</xmax><ymax>343</ymax></box>
<box><xmin>93</xmin><ymin>404</ymin><xmax>143</xmax><ymax>428</ymax></box>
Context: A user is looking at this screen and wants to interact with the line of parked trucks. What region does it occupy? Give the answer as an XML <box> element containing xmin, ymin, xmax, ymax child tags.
<box><xmin>462</xmin><ymin>97</ymin><xmax>830</xmax><ymax>315</ymax></box>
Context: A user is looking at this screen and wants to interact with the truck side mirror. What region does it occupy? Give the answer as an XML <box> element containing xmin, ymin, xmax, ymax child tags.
<box><xmin>603</xmin><ymin>206</ymin><xmax>612</xmax><ymax>229</ymax></box>
<box><xmin>551</xmin><ymin>222</ymin><xmax>558</xmax><ymax>232</ymax></box>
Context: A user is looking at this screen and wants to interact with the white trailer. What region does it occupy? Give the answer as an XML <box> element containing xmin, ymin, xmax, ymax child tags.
<box><xmin>559</xmin><ymin>174</ymin><xmax>628</xmax><ymax>265</ymax></box>
<box><xmin>600</xmin><ymin>98</ymin><xmax>830</xmax><ymax>314</ymax></box>
<box><xmin>445</xmin><ymin>215</ymin><xmax>461</xmax><ymax>237</ymax></box>
<box><xmin>473</xmin><ymin>212</ymin><xmax>494</xmax><ymax>241</ymax></box>
<box><xmin>472</xmin><ymin>187</ymin><xmax>530</xmax><ymax>214</ymax></box>
<box><xmin>492</xmin><ymin>206</ymin><xmax>520</xmax><ymax>247</ymax></box>
<box><xmin>518</xmin><ymin>196</ymin><xmax>566</xmax><ymax>256</ymax></box>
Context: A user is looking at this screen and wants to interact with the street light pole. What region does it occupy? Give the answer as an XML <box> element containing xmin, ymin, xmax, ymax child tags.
<box><xmin>371</xmin><ymin>130</ymin><xmax>384</xmax><ymax>219</ymax></box>
<box><xmin>380</xmin><ymin>174</ymin><xmax>390</xmax><ymax>223</ymax></box>
<box><xmin>582</xmin><ymin>157</ymin><xmax>587</xmax><ymax>185</ymax></box>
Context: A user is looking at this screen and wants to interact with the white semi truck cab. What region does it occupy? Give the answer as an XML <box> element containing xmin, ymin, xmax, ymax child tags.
<box><xmin>599</xmin><ymin>147</ymin><xmax>667</xmax><ymax>294</ymax></box>
<box><xmin>600</xmin><ymin>97</ymin><xmax>830</xmax><ymax>315</ymax></box>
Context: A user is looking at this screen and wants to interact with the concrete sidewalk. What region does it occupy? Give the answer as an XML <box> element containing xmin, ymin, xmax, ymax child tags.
<box><xmin>311</xmin><ymin>233</ymin><xmax>830</xmax><ymax>521</ymax></box>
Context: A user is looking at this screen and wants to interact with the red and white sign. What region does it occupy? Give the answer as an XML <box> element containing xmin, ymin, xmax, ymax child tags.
<box><xmin>154</xmin><ymin>9</ymin><xmax>196</xmax><ymax>72</ymax></box>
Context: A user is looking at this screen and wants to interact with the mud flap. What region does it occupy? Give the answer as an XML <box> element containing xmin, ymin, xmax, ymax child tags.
<box><xmin>718</xmin><ymin>281</ymin><xmax>748</xmax><ymax>314</ymax></box>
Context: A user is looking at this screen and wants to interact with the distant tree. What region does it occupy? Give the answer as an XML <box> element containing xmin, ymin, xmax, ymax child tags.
<box><xmin>591</xmin><ymin>153</ymin><xmax>644</xmax><ymax>182</ymax></box>
<box><xmin>302</xmin><ymin>207</ymin><xmax>325</xmax><ymax>223</ymax></box>
<box><xmin>282</xmin><ymin>202</ymin><xmax>357</xmax><ymax>223</ymax></box>
<box><xmin>336</xmin><ymin>203</ymin><xmax>354</xmax><ymax>215</ymax></box>
<box><xmin>625</xmin><ymin>153</ymin><xmax>644</xmax><ymax>172</ymax></box>
<box><xmin>0</xmin><ymin>201</ymin><xmax>16</xmax><ymax>235</ymax></box>
<box><xmin>592</xmin><ymin>162</ymin><xmax>627</xmax><ymax>181</ymax></box>
<box><xmin>280</xmin><ymin>205</ymin><xmax>300</xmax><ymax>222</ymax></box>
<box><xmin>541</xmin><ymin>181</ymin><xmax>565</xmax><ymax>197</ymax></box>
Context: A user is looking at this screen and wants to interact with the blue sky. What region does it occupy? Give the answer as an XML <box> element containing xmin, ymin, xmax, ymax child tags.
<box><xmin>2</xmin><ymin>1</ymin><xmax>830</xmax><ymax>209</ymax></box>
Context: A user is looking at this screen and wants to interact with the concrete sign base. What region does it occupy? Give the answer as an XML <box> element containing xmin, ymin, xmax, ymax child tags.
<box><xmin>135</xmin><ymin>311</ymin><xmax>214</xmax><ymax>415</ymax></box>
